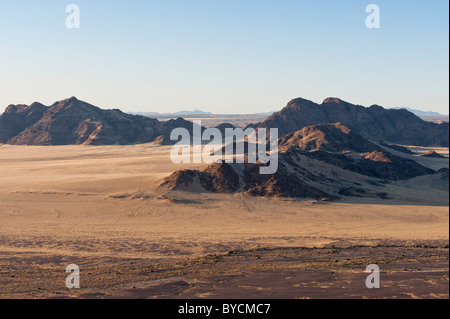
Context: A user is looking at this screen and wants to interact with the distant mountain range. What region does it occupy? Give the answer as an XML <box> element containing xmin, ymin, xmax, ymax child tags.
<box><xmin>254</xmin><ymin>97</ymin><xmax>449</xmax><ymax>147</ymax></box>
<box><xmin>130</xmin><ymin>110</ymin><xmax>213</xmax><ymax>116</ymax></box>
<box><xmin>128</xmin><ymin>107</ymin><xmax>447</xmax><ymax>118</ymax></box>
<box><xmin>1</xmin><ymin>96</ymin><xmax>448</xmax><ymax>147</ymax></box>
<box><xmin>129</xmin><ymin>110</ymin><xmax>276</xmax><ymax>117</ymax></box>
<box><xmin>391</xmin><ymin>107</ymin><xmax>448</xmax><ymax>117</ymax></box>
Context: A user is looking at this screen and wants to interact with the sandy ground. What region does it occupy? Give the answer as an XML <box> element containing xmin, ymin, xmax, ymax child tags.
<box><xmin>0</xmin><ymin>144</ymin><xmax>448</xmax><ymax>299</ymax></box>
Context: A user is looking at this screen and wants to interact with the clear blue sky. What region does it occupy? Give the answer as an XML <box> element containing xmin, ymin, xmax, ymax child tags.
<box><xmin>0</xmin><ymin>0</ymin><xmax>448</xmax><ymax>114</ymax></box>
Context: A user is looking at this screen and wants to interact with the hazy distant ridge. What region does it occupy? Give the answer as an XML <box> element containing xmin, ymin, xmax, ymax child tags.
<box><xmin>391</xmin><ymin>107</ymin><xmax>448</xmax><ymax>117</ymax></box>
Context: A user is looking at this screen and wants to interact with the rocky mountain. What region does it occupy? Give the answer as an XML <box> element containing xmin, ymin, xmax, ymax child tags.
<box><xmin>0</xmin><ymin>102</ymin><xmax>48</xmax><ymax>143</ymax></box>
<box><xmin>160</xmin><ymin>160</ymin><xmax>337</xmax><ymax>200</ymax></box>
<box><xmin>256</xmin><ymin>97</ymin><xmax>449</xmax><ymax>147</ymax></box>
<box><xmin>277</xmin><ymin>122</ymin><xmax>377</xmax><ymax>153</ymax></box>
<box><xmin>277</xmin><ymin>123</ymin><xmax>434</xmax><ymax>181</ymax></box>
<box><xmin>160</xmin><ymin>123</ymin><xmax>436</xmax><ymax>200</ymax></box>
<box><xmin>379</xmin><ymin>143</ymin><xmax>416</xmax><ymax>155</ymax></box>
<box><xmin>0</xmin><ymin>97</ymin><xmax>197</xmax><ymax>145</ymax></box>
<box><xmin>421</xmin><ymin>151</ymin><xmax>446</xmax><ymax>158</ymax></box>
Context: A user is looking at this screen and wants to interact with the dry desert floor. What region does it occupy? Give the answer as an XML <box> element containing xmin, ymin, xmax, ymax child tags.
<box><xmin>0</xmin><ymin>144</ymin><xmax>448</xmax><ymax>299</ymax></box>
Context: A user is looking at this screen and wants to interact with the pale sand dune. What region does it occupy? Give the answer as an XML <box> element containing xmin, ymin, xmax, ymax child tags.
<box><xmin>0</xmin><ymin>144</ymin><xmax>448</xmax><ymax>298</ymax></box>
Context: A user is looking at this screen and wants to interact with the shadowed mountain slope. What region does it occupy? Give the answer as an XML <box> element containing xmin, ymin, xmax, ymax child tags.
<box><xmin>0</xmin><ymin>97</ymin><xmax>196</xmax><ymax>145</ymax></box>
<box><xmin>257</xmin><ymin>97</ymin><xmax>449</xmax><ymax>147</ymax></box>
<box><xmin>160</xmin><ymin>123</ymin><xmax>435</xmax><ymax>200</ymax></box>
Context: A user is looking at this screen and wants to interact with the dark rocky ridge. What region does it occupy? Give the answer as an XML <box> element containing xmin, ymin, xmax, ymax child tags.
<box><xmin>0</xmin><ymin>97</ymin><xmax>197</xmax><ymax>145</ymax></box>
<box><xmin>0</xmin><ymin>102</ymin><xmax>48</xmax><ymax>143</ymax></box>
<box><xmin>278</xmin><ymin>122</ymin><xmax>378</xmax><ymax>153</ymax></box>
<box><xmin>256</xmin><ymin>97</ymin><xmax>449</xmax><ymax>147</ymax></box>
<box><xmin>278</xmin><ymin>123</ymin><xmax>434</xmax><ymax>181</ymax></box>
<box><xmin>379</xmin><ymin>143</ymin><xmax>416</xmax><ymax>155</ymax></box>
<box><xmin>160</xmin><ymin>123</ymin><xmax>435</xmax><ymax>199</ymax></box>
<box><xmin>421</xmin><ymin>151</ymin><xmax>446</xmax><ymax>158</ymax></box>
<box><xmin>160</xmin><ymin>162</ymin><xmax>242</xmax><ymax>194</ymax></box>
<box><xmin>160</xmin><ymin>160</ymin><xmax>337</xmax><ymax>200</ymax></box>
<box><xmin>302</xmin><ymin>150</ymin><xmax>434</xmax><ymax>181</ymax></box>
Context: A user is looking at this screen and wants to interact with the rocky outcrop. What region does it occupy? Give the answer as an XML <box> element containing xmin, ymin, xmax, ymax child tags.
<box><xmin>282</xmin><ymin>123</ymin><xmax>434</xmax><ymax>181</ymax></box>
<box><xmin>160</xmin><ymin>123</ymin><xmax>435</xmax><ymax>199</ymax></box>
<box><xmin>160</xmin><ymin>162</ymin><xmax>242</xmax><ymax>194</ymax></box>
<box><xmin>379</xmin><ymin>143</ymin><xmax>416</xmax><ymax>155</ymax></box>
<box><xmin>421</xmin><ymin>151</ymin><xmax>446</xmax><ymax>158</ymax></box>
<box><xmin>0</xmin><ymin>97</ymin><xmax>196</xmax><ymax>145</ymax></box>
<box><xmin>160</xmin><ymin>160</ymin><xmax>337</xmax><ymax>200</ymax></box>
<box><xmin>0</xmin><ymin>102</ymin><xmax>48</xmax><ymax>143</ymax></box>
<box><xmin>257</xmin><ymin>97</ymin><xmax>449</xmax><ymax>147</ymax></box>
<box><xmin>277</xmin><ymin>123</ymin><xmax>378</xmax><ymax>153</ymax></box>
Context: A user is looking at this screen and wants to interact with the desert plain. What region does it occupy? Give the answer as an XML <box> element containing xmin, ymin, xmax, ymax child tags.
<box><xmin>0</xmin><ymin>143</ymin><xmax>448</xmax><ymax>299</ymax></box>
